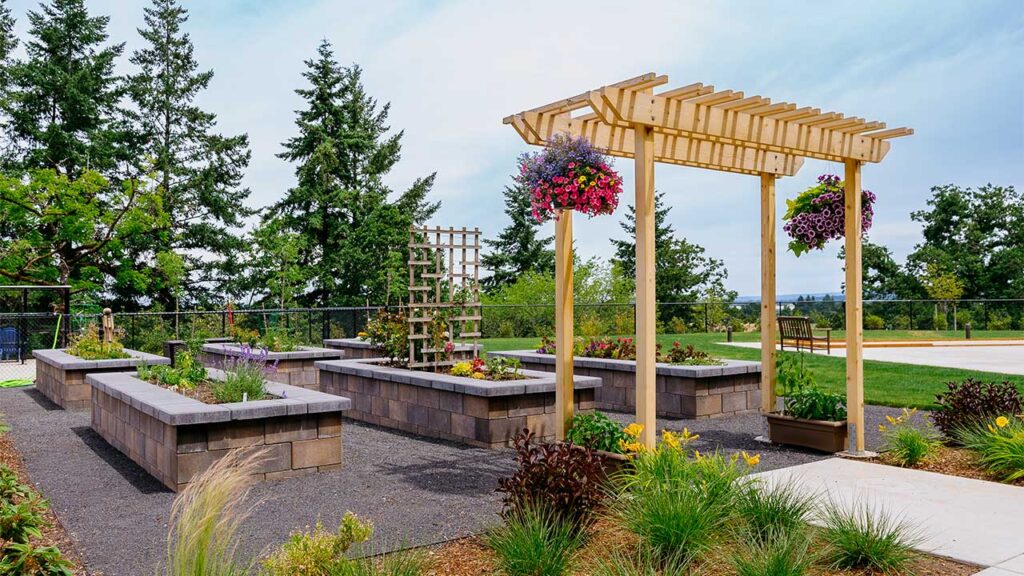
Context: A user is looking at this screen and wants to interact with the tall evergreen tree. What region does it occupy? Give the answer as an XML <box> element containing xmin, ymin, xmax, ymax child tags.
<box><xmin>612</xmin><ymin>192</ymin><xmax>733</xmax><ymax>305</ymax></box>
<box><xmin>481</xmin><ymin>178</ymin><xmax>553</xmax><ymax>292</ymax></box>
<box><xmin>276</xmin><ymin>40</ymin><xmax>438</xmax><ymax>306</ymax></box>
<box><xmin>0</xmin><ymin>0</ymin><xmax>17</xmax><ymax>163</ymax></box>
<box><xmin>5</xmin><ymin>0</ymin><xmax>131</xmax><ymax>177</ymax></box>
<box><xmin>127</xmin><ymin>0</ymin><xmax>253</xmax><ymax>305</ymax></box>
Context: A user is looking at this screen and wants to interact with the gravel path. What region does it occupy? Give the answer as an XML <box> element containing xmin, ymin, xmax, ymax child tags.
<box><xmin>0</xmin><ymin>385</ymin><xmax>903</xmax><ymax>575</ymax></box>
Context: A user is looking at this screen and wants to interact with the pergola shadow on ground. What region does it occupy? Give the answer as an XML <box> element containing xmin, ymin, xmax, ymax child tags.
<box><xmin>1</xmin><ymin>384</ymin><xmax>904</xmax><ymax>576</ymax></box>
<box><xmin>504</xmin><ymin>73</ymin><xmax>912</xmax><ymax>452</ymax></box>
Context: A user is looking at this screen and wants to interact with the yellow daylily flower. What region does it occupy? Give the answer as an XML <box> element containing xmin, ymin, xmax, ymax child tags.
<box><xmin>661</xmin><ymin>430</ymin><xmax>681</xmax><ymax>450</ymax></box>
<box><xmin>680</xmin><ymin>427</ymin><xmax>699</xmax><ymax>444</ymax></box>
<box><xmin>741</xmin><ymin>451</ymin><xmax>761</xmax><ymax>467</ymax></box>
<box><xmin>996</xmin><ymin>416</ymin><xmax>1010</xmax><ymax>428</ymax></box>
<box><xmin>623</xmin><ymin>423</ymin><xmax>644</xmax><ymax>438</ymax></box>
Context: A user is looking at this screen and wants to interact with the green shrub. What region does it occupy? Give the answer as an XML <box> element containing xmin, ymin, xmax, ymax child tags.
<box><xmin>213</xmin><ymin>353</ymin><xmax>269</xmax><ymax>404</ymax></box>
<box><xmin>66</xmin><ymin>323</ymin><xmax>129</xmax><ymax>360</ymax></box>
<box><xmin>891</xmin><ymin>315</ymin><xmax>911</xmax><ymax>330</ymax></box>
<box><xmin>485</xmin><ymin>505</ymin><xmax>583</xmax><ymax>576</ymax></box>
<box><xmin>0</xmin><ymin>494</ymin><xmax>47</xmax><ymax>544</ymax></box>
<box><xmin>363</xmin><ymin>311</ymin><xmax>409</xmax><ymax>363</ymax></box>
<box><xmin>496</xmin><ymin>430</ymin><xmax>607</xmax><ymax>527</ymax></box>
<box><xmin>262</xmin><ymin>513</ymin><xmax>373</xmax><ymax>576</ymax></box>
<box><xmin>730</xmin><ymin>528</ymin><xmax>815</xmax><ymax>576</ymax></box>
<box><xmin>956</xmin><ymin>416</ymin><xmax>1024</xmax><ymax>482</ymax></box>
<box><xmin>864</xmin><ymin>314</ymin><xmax>885</xmax><ymax>330</ymax></box>
<box><xmin>819</xmin><ymin>500</ymin><xmax>920</xmax><ymax>574</ymax></box>
<box><xmin>879</xmin><ymin>408</ymin><xmax>939</xmax><ymax>467</ymax></box>
<box><xmin>260</xmin><ymin>326</ymin><xmax>299</xmax><ymax>353</ymax></box>
<box><xmin>932</xmin><ymin>379</ymin><xmax>1023</xmax><ymax>440</ymax></box>
<box><xmin>933</xmin><ymin>313</ymin><xmax>948</xmax><ymax>330</ymax></box>
<box><xmin>735</xmin><ymin>480</ymin><xmax>815</xmax><ymax>544</ymax></box>
<box><xmin>988</xmin><ymin>311</ymin><xmax>1014</xmax><ymax>330</ymax></box>
<box><xmin>0</xmin><ymin>541</ymin><xmax>74</xmax><ymax>575</ymax></box>
<box><xmin>565</xmin><ymin>412</ymin><xmax>627</xmax><ymax>453</ymax></box>
<box><xmin>592</xmin><ymin>546</ymin><xmax>687</xmax><ymax>576</ymax></box>
<box><xmin>667</xmin><ymin>316</ymin><xmax>688</xmax><ymax>335</ymax></box>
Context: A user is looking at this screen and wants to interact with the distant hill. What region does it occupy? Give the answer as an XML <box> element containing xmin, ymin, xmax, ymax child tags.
<box><xmin>733</xmin><ymin>292</ymin><xmax>845</xmax><ymax>303</ymax></box>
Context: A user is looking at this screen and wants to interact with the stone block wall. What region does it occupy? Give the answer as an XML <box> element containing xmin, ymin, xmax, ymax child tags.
<box><xmin>33</xmin><ymin>348</ymin><xmax>170</xmax><ymax>410</ymax></box>
<box><xmin>489</xmin><ymin>351</ymin><xmax>762</xmax><ymax>419</ymax></box>
<box><xmin>89</xmin><ymin>372</ymin><xmax>350</xmax><ymax>492</ymax></box>
<box><xmin>317</xmin><ymin>360</ymin><xmax>600</xmax><ymax>449</ymax></box>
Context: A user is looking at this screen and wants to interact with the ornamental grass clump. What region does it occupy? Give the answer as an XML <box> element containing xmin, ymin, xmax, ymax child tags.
<box><xmin>819</xmin><ymin>499</ymin><xmax>921</xmax><ymax>574</ymax></box>
<box><xmin>783</xmin><ymin>174</ymin><xmax>875</xmax><ymax>256</ymax></box>
<box><xmin>735</xmin><ymin>479</ymin><xmax>815</xmax><ymax>544</ymax></box>
<box><xmin>730</xmin><ymin>528</ymin><xmax>816</xmax><ymax>576</ymax></box>
<box><xmin>878</xmin><ymin>408</ymin><xmax>940</xmax><ymax>467</ymax></box>
<box><xmin>164</xmin><ymin>450</ymin><xmax>262</xmax><ymax>576</ymax></box>
<box><xmin>956</xmin><ymin>415</ymin><xmax>1024</xmax><ymax>482</ymax></box>
<box><xmin>517</xmin><ymin>134</ymin><xmax>624</xmax><ymax>222</ymax></box>
<box><xmin>485</xmin><ymin>504</ymin><xmax>584</xmax><ymax>576</ymax></box>
<box><xmin>331</xmin><ymin>549</ymin><xmax>429</xmax><ymax>576</ymax></box>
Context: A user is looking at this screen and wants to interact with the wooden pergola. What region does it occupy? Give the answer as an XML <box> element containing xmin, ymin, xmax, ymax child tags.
<box><xmin>503</xmin><ymin>73</ymin><xmax>912</xmax><ymax>453</ymax></box>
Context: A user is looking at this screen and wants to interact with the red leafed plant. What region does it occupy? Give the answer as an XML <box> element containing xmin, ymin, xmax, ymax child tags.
<box><xmin>496</xmin><ymin>429</ymin><xmax>607</xmax><ymax>527</ymax></box>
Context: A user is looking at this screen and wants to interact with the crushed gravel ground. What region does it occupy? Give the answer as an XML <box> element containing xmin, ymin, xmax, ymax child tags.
<box><xmin>0</xmin><ymin>385</ymin><xmax>902</xmax><ymax>575</ymax></box>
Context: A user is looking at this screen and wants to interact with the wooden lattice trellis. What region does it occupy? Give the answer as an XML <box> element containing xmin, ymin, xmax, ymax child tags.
<box><xmin>407</xmin><ymin>226</ymin><xmax>482</xmax><ymax>369</ymax></box>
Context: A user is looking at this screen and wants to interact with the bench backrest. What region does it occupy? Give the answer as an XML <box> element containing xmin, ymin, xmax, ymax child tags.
<box><xmin>778</xmin><ymin>316</ymin><xmax>813</xmax><ymax>339</ymax></box>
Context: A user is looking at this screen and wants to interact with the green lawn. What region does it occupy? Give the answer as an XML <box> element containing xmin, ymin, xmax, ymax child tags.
<box><xmin>481</xmin><ymin>331</ymin><xmax>1024</xmax><ymax>410</ymax></box>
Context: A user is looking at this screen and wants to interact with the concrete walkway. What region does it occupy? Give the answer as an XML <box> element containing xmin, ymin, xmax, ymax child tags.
<box><xmin>756</xmin><ymin>458</ymin><xmax>1024</xmax><ymax>574</ymax></box>
<box><xmin>724</xmin><ymin>341</ymin><xmax>1024</xmax><ymax>375</ymax></box>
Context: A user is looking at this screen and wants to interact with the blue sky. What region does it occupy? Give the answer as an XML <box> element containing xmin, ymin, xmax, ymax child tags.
<box><xmin>8</xmin><ymin>0</ymin><xmax>1024</xmax><ymax>296</ymax></box>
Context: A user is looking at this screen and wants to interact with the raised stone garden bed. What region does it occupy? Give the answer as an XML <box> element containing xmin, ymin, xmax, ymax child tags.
<box><xmin>163</xmin><ymin>337</ymin><xmax>234</xmax><ymax>366</ymax></box>
<box><xmin>488</xmin><ymin>350</ymin><xmax>761</xmax><ymax>419</ymax></box>
<box><xmin>322</xmin><ymin>337</ymin><xmax>480</xmax><ymax>361</ymax></box>
<box><xmin>199</xmin><ymin>343</ymin><xmax>342</xmax><ymax>390</ymax></box>
<box><xmin>33</xmin><ymin>348</ymin><xmax>170</xmax><ymax>410</ymax></box>
<box><xmin>88</xmin><ymin>369</ymin><xmax>351</xmax><ymax>491</ymax></box>
<box><xmin>315</xmin><ymin>359</ymin><xmax>601</xmax><ymax>449</ymax></box>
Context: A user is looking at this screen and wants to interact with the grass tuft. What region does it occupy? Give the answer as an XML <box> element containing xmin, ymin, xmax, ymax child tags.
<box><xmin>956</xmin><ymin>417</ymin><xmax>1024</xmax><ymax>482</ymax></box>
<box><xmin>333</xmin><ymin>548</ymin><xmax>429</xmax><ymax>576</ymax></box>
<box><xmin>164</xmin><ymin>449</ymin><xmax>264</xmax><ymax>576</ymax></box>
<box><xmin>731</xmin><ymin>528</ymin><xmax>816</xmax><ymax>576</ymax></box>
<box><xmin>735</xmin><ymin>479</ymin><xmax>815</xmax><ymax>544</ymax></box>
<box><xmin>819</xmin><ymin>499</ymin><xmax>921</xmax><ymax>574</ymax></box>
<box><xmin>485</xmin><ymin>504</ymin><xmax>584</xmax><ymax>576</ymax></box>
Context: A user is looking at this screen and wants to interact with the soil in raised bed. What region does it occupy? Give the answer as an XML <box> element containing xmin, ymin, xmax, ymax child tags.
<box><xmin>418</xmin><ymin>516</ymin><xmax>978</xmax><ymax>576</ymax></box>
<box><xmin>0</xmin><ymin>426</ymin><xmax>87</xmax><ymax>574</ymax></box>
<box><xmin>873</xmin><ymin>444</ymin><xmax>1023</xmax><ymax>486</ymax></box>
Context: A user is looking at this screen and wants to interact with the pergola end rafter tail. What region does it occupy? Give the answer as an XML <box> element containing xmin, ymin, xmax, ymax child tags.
<box><xmin>505</xmin><ymin>72</ymin><xmax>913</xmax><ymax>166</ymax></box>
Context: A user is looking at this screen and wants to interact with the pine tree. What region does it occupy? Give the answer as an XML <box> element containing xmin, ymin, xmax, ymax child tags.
<box><xmin>127</xmin><ymin>0</ymin><xmax>253</xmax><ymax>305</ymax></box>
<box><xmin>481</xmin><ymin>178</ymin><xmax>554</xmax><ymax>292</ymax></box>
<box><xmin>0</xmin><ymin>0</ymin><xmax>18</xmax><ymax>163</ymax></box>
<box><xmin>276</xmin><ymin>40</ymin><xmax>439</xmax><ymax>306</ymax></box>
<box><xmin>611</xmin><ymin>192</ymin><xmax>733</xmax><ymax>305</ymax></box>
<box><xmin>5</xmin><ymin>0</ymin><xmax>130</xmax><ymax>177</ymax></box>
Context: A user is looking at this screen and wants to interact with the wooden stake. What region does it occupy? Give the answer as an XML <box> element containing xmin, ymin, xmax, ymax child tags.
<box><xmin>554</xmin><ymin>210</ymin><xmax>574</xmax><ymax>440</ymax></box>
<box><xmin>634</xmin><ymin>125</ymin><xmax>657</xmax><ymax>449</ymax></box>
<box><xmin>759</xmin><ymin>173</ymin><xmax>777</xmax><ymax>412</ymax></box>
<box><xmin>844</xmin><ymin>160</ymin><xmax>865</xmax><ymax>452</ymax></box>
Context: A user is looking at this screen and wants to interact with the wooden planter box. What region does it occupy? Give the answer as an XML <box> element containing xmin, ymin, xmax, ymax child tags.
<box><xmin>316</xmin><ymin>358</ymin><xmax>601</xmax><ymax>449</ymax></box>
<box><xmin>88</xmin><ymin>369</ymin><xmax>351</xmax><ymax>491</ymax></box>
<box><xmin>488</xmin><ymin>350</ymin><xmax>761</xmax><ymax>419</ymax></box>
<box><xmin>322</xmin><ymin>338</ymin><xmax>480</xmax><ymax>361</ymax></box>
<box><xmin>766</xmin><ymin>413</ymin><xmax>848</xmax><ymax>453</ymax></box>
<box><xmin>32</xmin><ymin>348</ymin><xmax>170</xmax><ymax>410</ymax></box>
<box><xmin>199</xmin><ymin>343</ymin><xmax>342</xmax><ymax>390</ymax></box>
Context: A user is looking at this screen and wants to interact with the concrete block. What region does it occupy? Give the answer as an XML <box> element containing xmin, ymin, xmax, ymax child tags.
<box><xmin>292</xmin><ymin>437</ymin><xmax>341</xmax><ymax>469</ymax></box>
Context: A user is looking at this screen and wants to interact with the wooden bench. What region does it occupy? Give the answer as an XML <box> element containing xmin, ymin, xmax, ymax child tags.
<box><xmin>777</xmin><ymin>316</ymin><xmax>831</xmax><ymax>354</ymax></box>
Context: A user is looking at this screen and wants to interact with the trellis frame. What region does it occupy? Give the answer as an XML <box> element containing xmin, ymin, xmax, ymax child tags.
<box><xmin>407</xmin><ymin>226</ymin><xmax>482</xmax><ymax>370</ymax></box>
<box><xmin>504</xmin><ymin>73</ymin><xmax>912</xmax><ymax>453</ymax></box>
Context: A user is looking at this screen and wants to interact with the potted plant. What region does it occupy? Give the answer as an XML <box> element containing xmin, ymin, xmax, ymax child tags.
<box><xmin>766</xmin><ymin>354</ymin><xmax>848</xmax><ymax>453</ymax></box>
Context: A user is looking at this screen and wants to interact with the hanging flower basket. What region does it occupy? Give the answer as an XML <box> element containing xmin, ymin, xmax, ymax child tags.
<box><xmin>783</xmin><ymin>174</ymin><xmax>876</xmax><ymax>256</ymax></box>
<box><xmin>516</xmin><ymin>134</ymin><xmax>624</xmax><ymax>223</ymax></box>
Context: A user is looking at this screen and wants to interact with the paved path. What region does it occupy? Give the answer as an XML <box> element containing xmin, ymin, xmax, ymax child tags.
<box><xmin>756</xmin><ymin>458</ymin><xmax>1024</xmax><ymax>575</ymax></box>
<box><xmin>725</xmin><ymin>341</ymin><xmax>1024</xmax><ymax>375</ymax></box>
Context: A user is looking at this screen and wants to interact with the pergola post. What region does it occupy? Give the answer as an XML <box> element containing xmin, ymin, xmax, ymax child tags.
<box><xmin>844</xmin><ymin>160</ymin><xmax>866</xmax><ymax>453</ymax></box>
<box><xmin>634</xmin><ymin>125</ymin><xmax>657</xmax><ymax>449</ymax></box>
<box><xmin>554</xmin><ymin>210</ymin><xmax>574</xmax><ymax>440</ymax></box>
<box><xmin>759</xmin><ymin>173</ymin><xmax>778</xmax><ymax>412</ymax></box>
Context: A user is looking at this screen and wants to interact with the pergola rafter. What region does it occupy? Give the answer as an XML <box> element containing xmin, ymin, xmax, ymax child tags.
<box><xmin>504</xmin><ymin>73</ymin><xmax>912</xmax><ymax>453</ymax></box>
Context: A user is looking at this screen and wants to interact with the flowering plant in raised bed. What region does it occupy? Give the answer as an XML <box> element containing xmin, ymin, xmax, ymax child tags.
<box><xmin>783</xmin><ymin>174</ymin><xmax>876</xmax><ymax>256</ymax></box>
<box><xmin>516</xmin><ymin>134</ymin><xmax>624</xmax><ymax>223</ymax></box>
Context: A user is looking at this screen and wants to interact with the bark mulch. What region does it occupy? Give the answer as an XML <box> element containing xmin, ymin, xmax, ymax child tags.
<box><xmin>0</xmin><ymin>426</ymin><xmax>89</xmax><ymax>575</ymax></box>
<box><xmin>873</xmin><ymin>444</ymin><xmax>1023</xmax><ymax>486</ymax></box>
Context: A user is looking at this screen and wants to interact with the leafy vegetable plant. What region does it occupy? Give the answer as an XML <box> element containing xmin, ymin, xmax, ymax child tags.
<box><xmin>565</xmin><ymin>412</ymin><xmax>627</xmax><ymax>453</ymax></box>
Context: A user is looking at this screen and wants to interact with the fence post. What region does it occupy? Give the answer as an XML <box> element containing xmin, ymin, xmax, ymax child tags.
<box><xmin>20</xmin><ymin>288</ymin><xmax>27</xmax><ymax>360</ymax></box>
<box><xmin>909</xmin><ymin>301</ymin><xmax>914</xmax><ymax>330</ymax></box>
<box><xmin>221</xmin><ymin>311</ymin><xmax>227</xmax><ymax>337</ymax></box>
<box><xmin>308</xmin><ymin>309</ymin><xmax>313</xmax><ymax>344</ymax></box>
<box><xmin>62</xmin><ymin>287</ymin><xmax>70</xmax><ymax>347</ymax></box>
<box><xmin>704</xmin><ymin>303</ymin><xmax>709</xmax><ymax>333</ymax></box>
